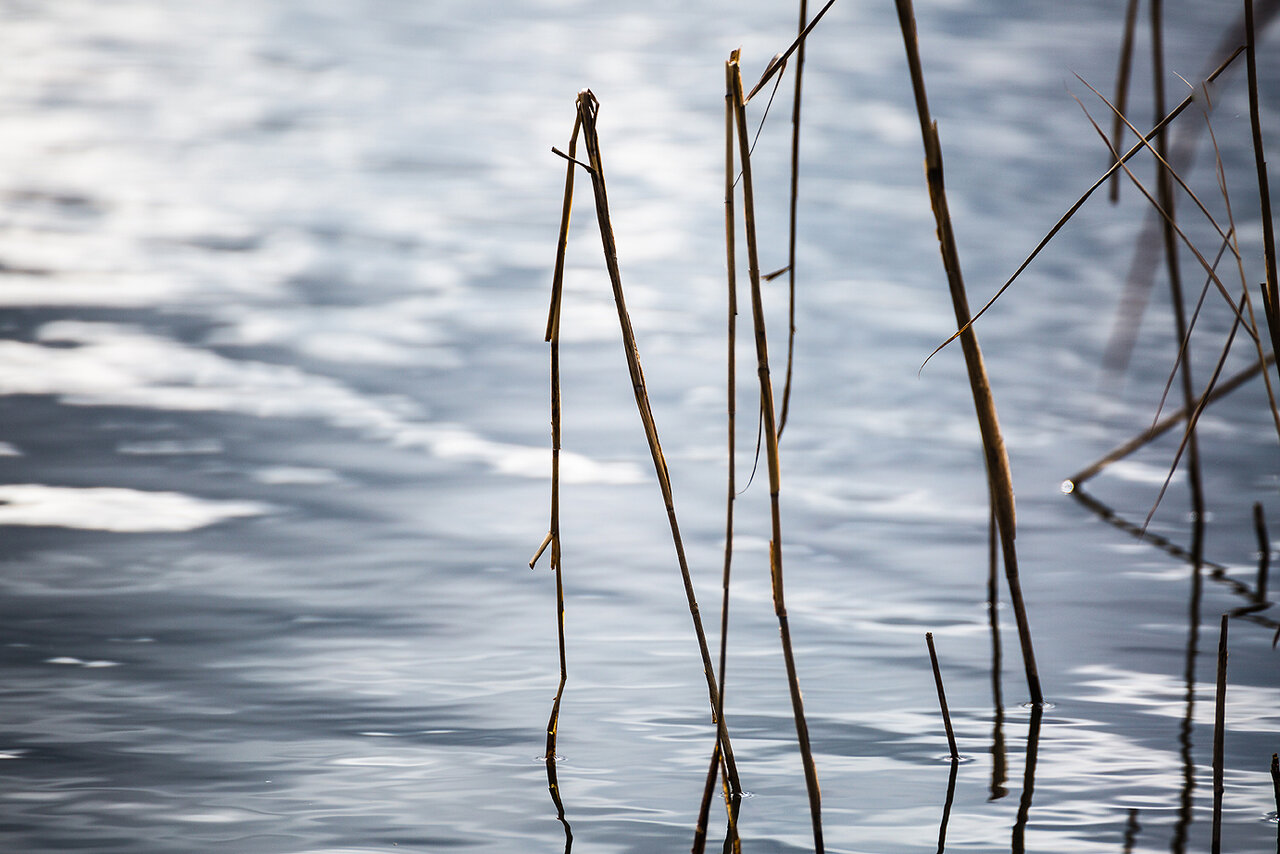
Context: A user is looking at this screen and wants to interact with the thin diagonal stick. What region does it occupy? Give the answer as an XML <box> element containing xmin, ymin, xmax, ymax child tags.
<box><xmin>745</xmin><ymin>0</ymin><xmax>837</xmax><ymax>102</ymax></box>
<box><xmin>894</xmin><ymin>0</ymin><xmax>1043</xmax><ymax>706</ymax></box>
<box><xmin>778</xmin><ymin>0</ymin><xmax>809</xmax><ymax>439</ymax></box>
<box><xmin>1072</xmin><ymin>94</ymin><xmax>1255</xmax><ymax>339</ymax></box>
<box><xmin>573</xmin><ymin>89</ymin><xmax>742</xmax><ymax>795</ymax></box>
<box><xmin>1066</xmin><ymin>350</ymin><xmax>1273</xmax><ymax>486</ymax></box>
<box><xmin>920</xmin><ymin>47</ymin><xmax>1245</xmax><ymax>370</ymax></box>
<box><xmin>732</xmin><ymin>55</ymin><xmax>824</xmax><ymax>853</ymax></box>
<box><xmin>1078</xmin><ymin>74</ymin><xmax>1236</xmax><ymax>251</ymax></box>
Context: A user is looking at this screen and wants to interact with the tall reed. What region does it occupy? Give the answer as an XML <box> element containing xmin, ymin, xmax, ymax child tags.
<box><xmin>893</xmin><ymin>0</ymin><xmax>1043</xmax><ymax>707</ymax></box>
<box><xmin>571</xmin><ymin>89</ymin><xmax>743</xmax><ymax>794</ymax></box>
<box><xmin>730</xmin><ymin>52</ymin><xmax>825</xmax><ymax>853</ymax></box>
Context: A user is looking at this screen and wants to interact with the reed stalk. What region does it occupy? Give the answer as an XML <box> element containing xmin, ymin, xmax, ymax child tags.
<box><xmin>893</xmin><ymin>0</ymin><xmax>1042</xmax><ymax>707</ymax></box>
<box><xmin>777</xmin><ymin>0</ymin><xmax>809</xmax><ymax>439</ymax></box>
<box><xmin>537</xmin><ymin>109</ymin><xmax>583</xmax><ymax>852</ymax></box>
<box><xmin>1211</xmin><ymin>614</ymin><xmax>1228</xmax><ymax>854</ymax></box>
<box><xmin>926</xmin><ymin>632</ymin><xmax>959</xmax><ymax>761</ymax></box>
<box><xmin>1108</xmin><ymin>0</ymin><xmax>1141</xmax><ymax>203</ymax></box>
<box><xmin>694</xmin><ymin>55</ymin><xmax>746</xmax><ymax>854</ymax></box>
<box><xmin>1245</xmin><ymin>0</ymin><xmax>1280</xmax><ymax>383</ymax></box>
<box><xmin>730</xmin><ymin>54</ymin><xmax>824</xmax><ymax>853</ymax></box>
<box><xmin>572</xmin><ymin>89</ymin><xmax>742</xmax><ymax>795</ymax></box>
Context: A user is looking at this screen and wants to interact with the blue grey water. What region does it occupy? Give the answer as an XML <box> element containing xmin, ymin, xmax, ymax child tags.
<box><xmin>0</xmin><ymin>1</ymin><xmax>1277</xmax><ymax>852</ymax></box>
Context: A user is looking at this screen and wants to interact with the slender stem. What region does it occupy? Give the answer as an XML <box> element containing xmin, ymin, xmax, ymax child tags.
<box><xmin>731</xmin><ymin>56</ymin><xmax>824</xmax><ymax>853</ymax></box>
<box><xmin>693</xmin><ymin>57</ymin><xmax>745</xmax><ymax>854</ymax></box>
<box><xmin>541</xmin><ymin>112</ymin><xmax>582</xmax><ymax>853</ymax></box>
<box><xmin>778</xmin><ymin>0</ymin><xmax>808</xmax><ymax>439</ymax></box>
<box><xmin>574</xmin><ymin>89</ymin><xmax>742</xmax><ymax>794</ymax></box>
<box><xmin>1066</xmin><ymin>352</ymin><xmax>1273</xmax><ymax>487</ymax></box>
<box><xmin>894</xmin><ymin>0</ymin><xmax>1042</xmax><ymax>706</ymax></box>
<box><xmin>1246</xmin><ymin>0</ymin><xmax>1280</xmax><ymax>385</ymax></box>
<box><xmin>926</xmin><ymin>632</ymin><xmax>959</xmax><ymax>761</ymax></box>
<box><xmin>1108</xmin><ymin>0</ymin><xmax>1141</xmax><ymax>202</ymax></box>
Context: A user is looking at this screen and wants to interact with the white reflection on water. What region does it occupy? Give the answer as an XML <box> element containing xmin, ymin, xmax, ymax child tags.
<box><xmin>0</xmin><ymin>485</ymin><xmax>268</xmax><ymax>532</ymax></box>
<box><xmin>0</xmin><ymin>320</ymin><xmax>641</xmax><ymax>485</ymax></box>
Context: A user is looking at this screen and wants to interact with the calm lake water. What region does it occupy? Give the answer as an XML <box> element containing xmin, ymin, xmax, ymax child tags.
<box><xmin>0</xmin><ymin>1</ymin><xmax>1278</xmax><ymax>852</ymax></box>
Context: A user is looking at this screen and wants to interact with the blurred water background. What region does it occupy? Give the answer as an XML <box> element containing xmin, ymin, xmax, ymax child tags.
<box><xmin>0</xmin><ymin>1</ymin><xmax>1278</xmax><ymax>851</ymax></box>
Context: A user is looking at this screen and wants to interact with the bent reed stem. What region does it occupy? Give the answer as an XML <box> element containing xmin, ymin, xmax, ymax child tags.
<box><xmin>893</xmin><ymin>0</ymin><xmax>1043</xmax><ymax>707</ymax></box>
<box><xmin>573</xmin><ymin>89</ymin><xmax>742</xmax><ymax>796</ymax></box>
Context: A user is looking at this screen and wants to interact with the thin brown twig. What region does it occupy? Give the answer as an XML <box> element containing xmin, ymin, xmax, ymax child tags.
<box><xmin>539</xmin><ymin>110</ymin><xmax>583</xmax><ymax>853</ymax></box>
<box><xmin>778</xmin><ymin>0</ymin><xmax>809</xmax><ymax>440</ymax></box>
<box><xmin>1069</xmin><ymin>93</ymin><xmax>1255</xmax><ymax>340</ymax></box>
<box><xmin>926</xmin><ymin>632</ymin><xmax>960</xmax><ymax>761</ymax></box>
<box><xmin>920</xmin><ymin>47</ymin><xmax>1246</xmax><ymax>372</ymax></box>
<box><xmin>573</xmin><ymin>89</ymin><xmax>742</xmax><ymax>795</ymax></box>
<box><xmin>745</xmin><ymin>0</ymin><xmax>837</xmax><ymax>102</ymax></box>
<box><xmin>894</xmin><ymin>0</ymin><xmax>1043</xmax><ymax>707</ymax></box>
<box><xmin>1065</xmin><ymin>350</ymin><xmax>1274</xmax><ymax>487</ymax></box>
<box><xmin>694</xmin><ymin>54</ymin><xmax>746</xmax><ymax>854</ymax></box>
<box><xmin>732</xmin><ymin>55</ymin><xmax>825</xmax><ymax>853</ymax></box>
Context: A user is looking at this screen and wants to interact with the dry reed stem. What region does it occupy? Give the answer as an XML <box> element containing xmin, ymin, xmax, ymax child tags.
<box><xmin>693</xmin><ymin>55</ymin><xmax>746</xmax><ymax>854</ymax></box>
<box><xmin>1246</xmin><ymin>0</ymin><xmax>1280</xmax><ymax>381</ymax></box>
<box><xmin>1066</xmin><ymin>353</ymin><xmax>1273</xmax><ymax>487</ymax></box>
<box><xmin>893</xmin><ymin>0</ymin><xmax>1042</xmax><ymax>707</ymax></box>
<box><xmin>538</xmin><ymin>111</ymin><xmax>582</xmax><ymax>851</ymax></box>
<box><xmin>922</xmin><ymin>47</ymin><xmax>1245</xmax><ymax>370</ymax></box>
<box><xmin>1211</xmin><ymin>614</ymin><xmax>1228</xmax><ymax>854</ymax></box>
<box><xmin>1109</xmin><ymin>0</ymin><xmax>1141</xmax><ymax>203</ymax></box>
<box><xmin>778</xmin><ymin>0</ymin><xmax>809</xmax><ymax>439</ymax></box>
<box><xmin>926</xmin><ymin>632</ymin><xmax>959</xmax><ymax>761</ymax></box>
<box><xmin>572</xmin><ymin>89</ymin><xmax>742</xmax><ymax>794</ymax></box>
<box><xmin>731</xmin><ymin>55</ymin><xmax>824</xmax><ymax>853</ymax></box>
